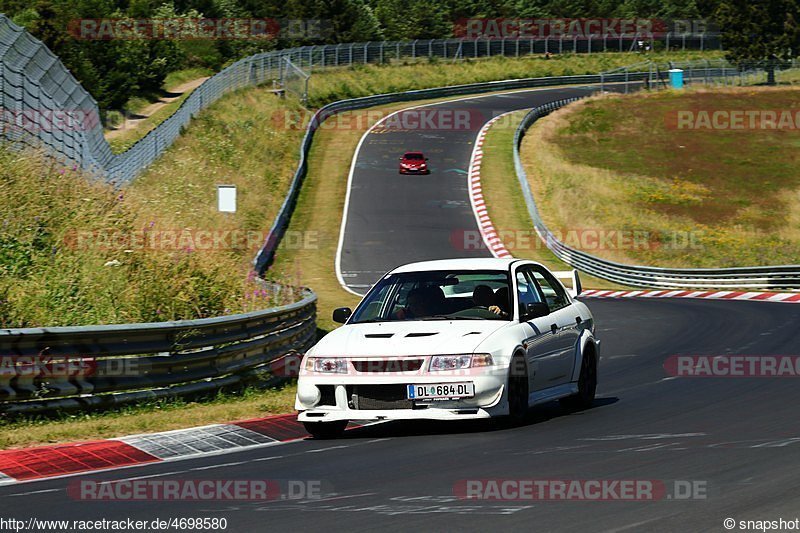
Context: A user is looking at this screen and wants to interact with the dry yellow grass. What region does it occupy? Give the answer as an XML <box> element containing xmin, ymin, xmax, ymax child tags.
<box><xmin>523</xmin><ymin>86</ymin><xmax>800</xmax><ymax>268</ymax></box>
<box><xmin>478</xmin><ymin>110</ymin><xmax>628</xmax><ymax>289</ymax></box>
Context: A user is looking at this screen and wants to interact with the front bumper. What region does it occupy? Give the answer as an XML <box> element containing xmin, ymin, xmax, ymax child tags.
<box><xmin>296</xmin><ymin>374</ymin><xmax>506</xmax><ymax>422</ymax></box>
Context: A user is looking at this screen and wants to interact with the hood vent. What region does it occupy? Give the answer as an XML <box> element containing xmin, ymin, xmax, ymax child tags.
<box><xmin>405</xmin><ymin>332</ymin><xmax>438</xmax><ymax>338</ymax></box>
<box><xmin>364</xmin><ymin>333</ymin><xmax>394</xmax><ymax>339</ymax></box>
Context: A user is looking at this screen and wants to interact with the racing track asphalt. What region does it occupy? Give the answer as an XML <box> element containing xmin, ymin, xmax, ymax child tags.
<box><xmin>2</xmin><ymin>298</ymin><xmax>800</xmax><ymax>531</ymax></box>
<box><xmin>336</xmin><ymin>85</ymin><xmax>600</xmax><ymax>294</ymax></box>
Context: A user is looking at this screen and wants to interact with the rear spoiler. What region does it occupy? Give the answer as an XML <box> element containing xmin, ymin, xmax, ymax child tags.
<box><xmin>553</xmin><ymin>269</ymin><xmax>582</xmax><ymax>298</ymax></box>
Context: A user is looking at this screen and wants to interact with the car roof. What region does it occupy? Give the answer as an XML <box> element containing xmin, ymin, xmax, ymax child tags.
<box><xmin>403</xmin><ymin>151</ymin><xmax>424</xmax><ymax>156</ymax></box>
<box><xmin>390</xmin><ymin>258</ymin><xmax>525</xmax><ymax>274</ymax></box>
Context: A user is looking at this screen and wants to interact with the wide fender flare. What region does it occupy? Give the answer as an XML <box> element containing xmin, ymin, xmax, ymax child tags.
<box><xmin>571</xmin><ymin>329</ymin><xmax>599</xmax><ymax>383</ymax></box>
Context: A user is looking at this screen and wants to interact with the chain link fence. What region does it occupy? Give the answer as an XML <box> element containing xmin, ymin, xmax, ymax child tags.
<box><xmin>600</xmin><ymin>58</ymin><xmax>800</xmax><ymax>93</ymax></box>
<box><xmin>0</xmin><ymin>13</ymin><xmax>723</xmax><ymax>185</ymax></box>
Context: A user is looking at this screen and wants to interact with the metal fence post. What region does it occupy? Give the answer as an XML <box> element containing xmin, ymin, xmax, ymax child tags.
<box><xmin>624</xmin><ymin>66</ymin><xmax>629</xmax><ymax>94</ymax></box>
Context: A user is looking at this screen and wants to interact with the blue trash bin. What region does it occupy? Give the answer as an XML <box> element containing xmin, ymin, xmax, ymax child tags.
<box><xmin>668</xmin><ymin>68</ymin><xmax>684</xmax><ymax>89</ymax></box>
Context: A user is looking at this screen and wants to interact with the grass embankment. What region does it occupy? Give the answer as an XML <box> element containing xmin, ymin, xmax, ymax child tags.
<box><xmin>522</xmin><ymin>86</ymin><xmax>800</xmax><ymax>268</ymax></box>
<box><xmin>0</xmin><ymin>88</ymin><xmax>307</xmax><ymax>329</ymax></box>
<box><xmin>305</xmin><ymin>51</ymin><xmax>722</xmax><ymax>107</ymax></box>
<box><xmin>477</xmin><ymin>111</ymin><xmax>624</xmax><ymax>290</ymax></box>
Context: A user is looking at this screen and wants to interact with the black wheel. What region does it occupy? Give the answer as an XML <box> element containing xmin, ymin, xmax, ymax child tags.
<box><xmin>507</xmin><ymin>352</ymin><xmax>529</xmax><ymax>421</ymax></box>
<box><xmin>303</xmin><ymin>420</ymin><xmax>348</xmax><ymax>439</ymax></box>
<box><xmin>561</xmin><ymin>348</ymin><xmax>597</xmax><ymax>411</ymax></box>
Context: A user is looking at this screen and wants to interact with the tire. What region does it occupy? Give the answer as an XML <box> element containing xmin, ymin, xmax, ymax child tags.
<box><xmin>561</xmin><ymin>348</ymin><xmax>597</xmax><ymax>411</ymax></box>
<box><xmin>507</xmin><ymin>352</ymin><xmax>529</xmax><ymax>421</ymax></box>
<box><xmin>303</xmin><ymin>420</ymin><xmax>348</xmax><ymax>439</ymax></box>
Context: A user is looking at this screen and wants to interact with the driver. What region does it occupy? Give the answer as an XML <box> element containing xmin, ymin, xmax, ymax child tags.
<box><xmin>472</xmin><ymin>285</ymin><xmax>508</xmax><ymax>318</ymax></box>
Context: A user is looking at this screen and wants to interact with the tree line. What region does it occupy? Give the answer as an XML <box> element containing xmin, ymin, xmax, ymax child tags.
<box><xmin>0</xmin><ymin>0</ymin><xmax>796</xmax><ymax>110</ymax></box>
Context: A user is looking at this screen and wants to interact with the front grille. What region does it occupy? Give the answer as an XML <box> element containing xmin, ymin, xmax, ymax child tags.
<box><xmin>347</xmin><ymin>384</ymin><xmax>413</xmax><ymax>410</ymax></box>
<box><xmin>352</xmin><ymin>359</ymin><xmax>424</xmax><ymax>373</ymax></box>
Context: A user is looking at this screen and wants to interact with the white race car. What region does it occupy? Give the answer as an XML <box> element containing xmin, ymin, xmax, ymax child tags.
<box><xmin>296</xmin><ymin>258</ymin><xmax>599</xmax><ymax>438</ymax></box>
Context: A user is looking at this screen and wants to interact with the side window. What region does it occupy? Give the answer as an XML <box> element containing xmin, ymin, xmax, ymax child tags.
<box><xmin>530</xmin><ymin>268</ymin><xmax>569</xmax><ymax>311</ymax></box>
<box><xmin>515</xmin><ymin>270</ymin><xmax>542</xmax><ymax>316</ymax></box>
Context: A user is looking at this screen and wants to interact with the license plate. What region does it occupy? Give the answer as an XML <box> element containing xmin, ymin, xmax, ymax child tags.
<box><xmin>407</xmin><ymin>382</ymin><xmax>475</xmax><ymax>400</ymax></box>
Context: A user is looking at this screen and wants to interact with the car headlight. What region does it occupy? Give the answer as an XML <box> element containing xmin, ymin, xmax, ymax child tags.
<box><xmin>305</xmin><ymin>357</ymin><xmax>348</xmax><ymax>373</ymax></box>
<box><xmin>429</xmin><ymin>353</ymin><xmax>493</xmax><ymax>371</ymax></box>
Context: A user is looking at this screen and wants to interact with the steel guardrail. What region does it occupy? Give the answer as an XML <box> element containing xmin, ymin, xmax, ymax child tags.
<box><xmin>512</xmin><ymin>99</ymin><xmax>800</xmax><ymax>290</ymax></box>
<box><xmin>0</xmin><ymin>288</ymin><xmax>317</xmax><ymax>414</ymax></box>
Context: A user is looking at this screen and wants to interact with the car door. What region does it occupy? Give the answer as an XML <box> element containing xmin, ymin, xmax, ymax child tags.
<box><xmin>513</xmin><ymin>267</ymin><xmax>563</xmax><ymax>392</ymax></box>
<box><xmin>529</xmin><ymin>267</ymin><xmax>580</xmax><ymax>386</ymax></box>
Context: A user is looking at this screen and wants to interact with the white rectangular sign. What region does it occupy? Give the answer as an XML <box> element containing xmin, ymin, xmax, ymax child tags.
<box><xmin>217</xmin><ymin>185</ymin><xmax>237</xmax><ymax>213</ymax></box>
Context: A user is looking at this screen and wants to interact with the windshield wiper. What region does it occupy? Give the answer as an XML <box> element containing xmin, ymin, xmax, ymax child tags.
<box><xmin>419</xmin><ymin>315</ymin><xmax>487</xmax><ymax>320</ymax></box>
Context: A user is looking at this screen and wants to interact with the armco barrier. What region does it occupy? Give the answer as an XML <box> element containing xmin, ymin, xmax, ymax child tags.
<box><xmin>254</xmin><ymin>63</ymin><xmax>751</xmax><ymax>271</ymax></box>
<box><xmin>513</xmin><ymin>100</ymin><xmax>800</xmax><ymax>290</ymax></box>
<box><xmin>0</xmin><ymin>289</ymin><xmax>316</xmax><ymax>414</ymax></box>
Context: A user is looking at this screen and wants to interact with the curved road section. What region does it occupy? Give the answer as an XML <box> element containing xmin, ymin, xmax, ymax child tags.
<box><xmin>337</xmin><ymin>86</ymin><xmax>594</xmax><ymax>294</ymax></box>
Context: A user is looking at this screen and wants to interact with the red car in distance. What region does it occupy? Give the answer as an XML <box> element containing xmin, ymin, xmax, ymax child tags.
<box><xmin>398</xmin><ymin>151</ymin><xmax>429</xmax><ymax>174</ymax></box>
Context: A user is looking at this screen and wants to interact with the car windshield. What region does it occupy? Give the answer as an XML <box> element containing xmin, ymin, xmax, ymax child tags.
<box><xmin>349</xmin><ymin>270</ymin><xmax>512</xmax><ymax>323</ymax></box>
<box><xmin>404</xmin><ymin>153</ymin><xmax>423</xmax><ymax>160</ymax></box>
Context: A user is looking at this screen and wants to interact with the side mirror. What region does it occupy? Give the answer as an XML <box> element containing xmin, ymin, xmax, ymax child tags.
<box><xmin>553</xmin><ymin>269</ymin><xmax>582</xmax><ymax>298</ymax></box>
<box><xmin>425</xmin><ymin>157</ymin><xmax>429</xmax><ymax>161</ymax></box>
<box><xmin>332</xmin><ymin>307</ymin><xmax>352</xmax><ymax>324</ymax></box>
<box><xmin>522</xmin><ymin>302</ymin><xmax>550</xmax><ymax>320</ymax></box>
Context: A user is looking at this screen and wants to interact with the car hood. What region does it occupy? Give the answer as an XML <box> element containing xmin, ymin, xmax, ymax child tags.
<box><xmin>310</xmin><ymin>320</ymin><xmax>508</xmax><ymax>356</ymax></box>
